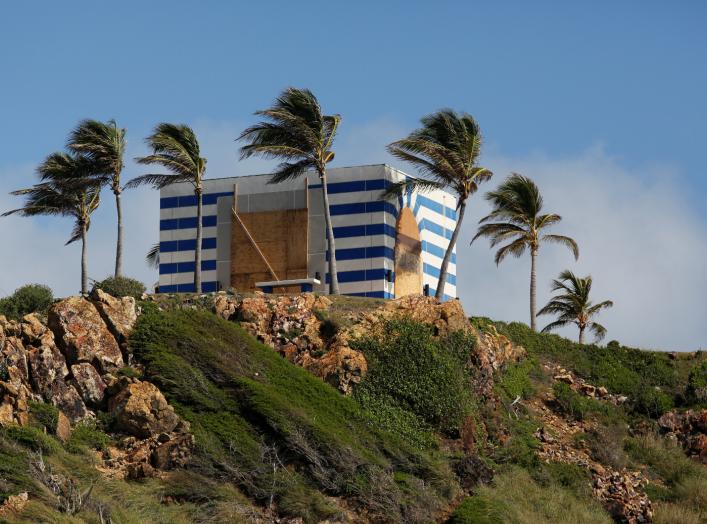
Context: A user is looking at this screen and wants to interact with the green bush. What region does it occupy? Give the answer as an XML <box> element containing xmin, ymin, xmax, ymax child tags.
<box><xmin>65</xmin><ymin>420</ymin><xmax>111</xmax><ymax>453</ymax></box>
<box><xmin>553</xmin><ymin>382</ymin><xmax>614</xmax><ymax>421</ymax></box>
<box><xmin>92</xmin><ymin>276</ymin><xmax>146</xmax><ymax>298</ymax></box>
<box><xmin>686</xmin><ymin>360</ymin><xmax>707</xmax><ymax>406</ymax></box>
<box><xmin>496</xmin><ymin>358</ymin><xmax>538</xmax><ymax>401</ymax></box>
<box><xmin>1</xmin><ymin>425</ymin><xmax>60</xmax><ymax>454</ymax></box>
<box><xmin>29</xmin><ymin>401</ymin><xmax>59</xmax><ymax>433</ymax></box>
<box><xmin>631</xmin><ymin>385</ymin><xmax>674</xmax><ymax>417</ymax></box>
<box><xmin>352</xmin><ymin>319</ymin><xmax>475</xmax><ymax>436</ymax></box>
<box><xmin>0</xmin><ymin>284</ymin><xmax>53</xmax><ymax>320</ymax></box>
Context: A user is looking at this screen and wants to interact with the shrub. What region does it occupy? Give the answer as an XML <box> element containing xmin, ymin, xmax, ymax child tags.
<box><xmin>553</xmin><ymin>382</ymin><xmax>615</xmax><ymax>421</ymax></box>
<box><xmin>632</xmin><ymin>386</ymin><xmax>674</xmax><ymax>417</ymax></box>
<box><xmin>65</xmin><ymin>420</ymin><xmax>111</xmax><ymax>453</ymax></box>
<box><xmin>686</xmin><ymin>360</ymin><xmax>707</xmax><ymax>406</ymax></box>
<box><xmin>496</xmin><ymin>358</ymin><xmax>538</xmax><ymax>401</ymax></box>
<box><xmin>92</xmin><ymin>276</ymin><xmax>146</xmax><ymax>298</ymax></box>
<box><xmin>1</xmin><ymin>425</ymin><xmax>60</xmax><ymax>454</ymax></box>
<box><xmin>29</xmin><ymin>401</ymin><xmax>59</xmax><ymax>433</ymax></box>
<box><xmin>0</xmin><ymin>284</ymin><xmax>53</xmax><ymax>320</ymax></box>
<box><xmin>352</xmin><ymin>319</ymin><xmax>475</xmax><ymax>435</ymax></box>
<box><xmin>581</xmin><ymin>424</ymin><xmax>628</xmax><ymax>470</ymax></box>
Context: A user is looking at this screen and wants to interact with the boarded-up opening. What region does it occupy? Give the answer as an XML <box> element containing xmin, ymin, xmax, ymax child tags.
<box><xmin>231</xmin><ymin>208</ymin><xmax>308</xmax><ymax>293</ymax></box>
<box><xmin>394</xmin><ymin>207</ymin><xmax>422</xmax><ymax>297</ymax></box>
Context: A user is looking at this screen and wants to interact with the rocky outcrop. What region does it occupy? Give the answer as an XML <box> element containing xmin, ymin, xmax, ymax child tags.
<box><xmin>48</xmin><ymin>297</ymin><xmax>124</xmax><ymax>373</ymax></box>
<box><xmin>544</xmin><ymin>362</ymin><xmax>628</xmax><ymax>405</ymax></box>
<box><xmin>0</xmin><ymin>491</ymin><xmax>28</xmax><ymax>518</ymax></box>
<box><xmin>212</xmin><ymin>292</ymin><xmax>525</xmax><ymax>397</ymax></box>
<box><xmin>90</xmin><ymin>288</ymin><xmax>137</xmax><ymax>345</ymax></box>
<box><xmin>0</xmin><ymin>293</ymin><xmax>192</xmax><ymax>481</ymax></box>
<box><xmin>658</xmin><ymin>409</ymin><xmax>707</xmax><ymax>463</ymax></box>
<box><xmin>107</xmin><ymin>379</ymin><xmax>181</xmax><ymax>439</ymax></box>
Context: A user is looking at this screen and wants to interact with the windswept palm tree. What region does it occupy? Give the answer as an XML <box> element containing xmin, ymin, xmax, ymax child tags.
<box><xmin>472</xmin><ymin>174</ymin><xmax>578</xmax><ymax>331</ymax></box>
<box><xmin>384</xmin><ymin>110</ymin><xmax>492</xmax><ymax>300</ymax></box>
<box><xmin>3</xmin><ymin>153</ymin><xmax>101</xmax><ymax>294</ymax></box>
<box><xmin>538</xmin><ymin>270</ymin><xmax>613</xmax><ymax>344</ymax></box>
<box><xmin>67</xmin><ymin>119</ymin><xmax>126</xmax><ymax>277</ymax></box>
<box><xmin>237</xmin><ymin>88</ymin><xmax>342</xmax><ymax>294</ymax></box>
<box><xmin>127</xmin><ymin>124</ymin><xmax>207</xmax><ymax>293</ymax></box>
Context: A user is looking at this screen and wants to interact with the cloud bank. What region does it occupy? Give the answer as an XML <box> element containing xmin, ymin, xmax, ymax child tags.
<box><xmin>0</xmin><ymin>122</ymin><xmax>704</xmax><ymax>351</ymax></box>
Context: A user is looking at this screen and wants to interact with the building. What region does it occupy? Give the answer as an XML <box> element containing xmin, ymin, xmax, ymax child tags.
<box><xmin>157</xmin><ymin>164</ymin><xmax>458</xmax><ymax>300</ymax></box>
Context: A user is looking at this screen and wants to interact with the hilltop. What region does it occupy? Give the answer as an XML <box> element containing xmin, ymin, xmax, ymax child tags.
<box><xmin>0</xmin><ymin>291</ymin><xmax>705</xmax><ymax>523</ymax></box>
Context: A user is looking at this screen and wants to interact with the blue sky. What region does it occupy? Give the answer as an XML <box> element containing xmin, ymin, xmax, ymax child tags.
<box><xmin>1</xmin><ymin>1</ymin><xmax>705</xmax><ymax>349</ymax></box>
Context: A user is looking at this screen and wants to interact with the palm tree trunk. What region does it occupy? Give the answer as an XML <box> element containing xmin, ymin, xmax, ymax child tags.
<box><xmin>435</xmin><ymin>199</ymin><xmax>466</xmax><ymax>301</ymax></box>
<box><xmin>320</xmin><ymin>170</ymin><xmax>340</xmax><ymax>295</ymax></box>
<box><xmin>530</xmin><ymin>247</ymin><xmax>538</xmax><ymax>331</ymax></box>
<box><xmin>579</xmin><ymin>326</ymin><xmax>585</xmax><ymax>345</ymax></box>
<box><xmin>194</xmin><ymin>187</ymin><xmax>203</xmax><ymax>293</ymax></box>
<box><xmin>114</xmin><ymin>187</ymin><xmax>124</xmax><ymax>278</ymax></box>
<box><xmin>81</xmin><ymin>222</ymin><xmax>88</xmax><ymax>295</ymax></box>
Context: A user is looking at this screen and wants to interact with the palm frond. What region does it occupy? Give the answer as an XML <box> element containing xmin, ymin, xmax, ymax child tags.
<box><xmin>541</xmin><ymin>319</ymin><xmax>572</xmax><ymax>333</ymax></box>
<box><xmin>269</xmin><ymin>159</ymin><xmax>316</xmax><ymax>184</ymax></box>
<box><xmin>381</xmin><ymin>177</ymin><xmax>445</xmax><ymax>201</ymax></box>
<box><xmin>542</xmin><ymin>234</ymin><xmax>579</xmax><ymax>260</ymax></box>
<box><xmin>146</xmin><ymin>242</ymin><xmax>160</xmax><ymax>269</ymax></box>
<box><xmin>494</xmin><ymin>238</ymin><xmax>527</xmax><ymax>265</ymax></box>
<box><xmin>124</xmin><ymin>173</ymin><xmax>190</xmax><ymax>190</ymax></box>
<box><xmin>589</xmin><ymin>322</ymin><xmax>608</xmax><ymax>341</ymax></box>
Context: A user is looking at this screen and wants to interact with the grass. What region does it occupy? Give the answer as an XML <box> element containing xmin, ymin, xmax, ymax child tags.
<box><xmin>128</xmin><ymin>303</ymin><xmax>456</xmax><ymax>523</ymax></box>
<box><xmin>449</xmin><ymin>466</ymin><xmax>611</xmax><ymax>524</ymax></box>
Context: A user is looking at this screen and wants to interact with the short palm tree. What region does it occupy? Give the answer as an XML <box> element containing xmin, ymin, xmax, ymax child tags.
<box><xmin>127</xmin><ymin>124</ymin><xmax>207</xmax><ymax>292</ymax></box>
<box><xmin>3</xmin><ymin>153</ymin><xmax>101</xmax><ymax>294</ymax></box>
<box><xmin>238</xmin><ymin>87</ymin><xmax>342</xmax><ymax>294</ymax></box>
<box><xmin>384</xmin><ymin>110</ymin><xmax>492</xmax><ymax>300</ymax></box>
<box><xmin>67</xmin><ymin>119</ymin><xmax>126</xmax><ymax>277</ymax></box>
<box><xmin>538</xmin><ymin>270</ymin><xmax>613</xmax><ymax>344</ymax></box>
<box><xmin>472</xmin><ymin>174</ymin><xmax>578</xmax><ymax>331</ymax></box>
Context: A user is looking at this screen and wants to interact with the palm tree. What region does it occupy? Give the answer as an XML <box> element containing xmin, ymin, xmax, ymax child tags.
<box><xmin>3</xmin><ymin>153</ymin><xmax>101</xmax><ymax>294</ymax></box>
<box><xmin>384</xmin><ymin>110</ymin><xmax>492</xmax><ymax>300</ymax></box>
<box><xmin>127</xmin><ymin>124</ymin><xmax>207</xmax><ymax>293</ymax></box>
<box><xmin>237</xmin><ymin>88</ymin><xmax>342</xmax><ymax>294</ymax></box>
<box><xmin>538</xmin><ymin>270</ymin><xmax>613</xmax><ymax>344</ymax></box>
<box><xmin>67</xmin><ymin>119</ymin><xmax>127</xmax><ymax>278</ymax></box>
<box><xmin>472</xmin><ymin>174</ymin><xmax>579</xmax><ymax>331</ymax></box>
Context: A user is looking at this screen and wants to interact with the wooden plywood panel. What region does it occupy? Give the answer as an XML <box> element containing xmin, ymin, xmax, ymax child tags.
<box><xmin>394</xmin><ymin>207</ymin><xmax>423</xmax><ymax>297</ymax></box>
<box><xmin>231</xmin><ymin>208</ymin><xmax>308</xmax><ymax>292</ymax></box>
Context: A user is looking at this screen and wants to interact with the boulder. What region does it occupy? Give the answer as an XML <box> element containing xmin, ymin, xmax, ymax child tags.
<box><xmin>303</xmin><ymin>343</ymin><xmax>367</xmax><ymax>395</ymax></box>
<box><xmin>49</xmin><ymin>379</ymin><xmax>90</xmax><ymax>423</ymax></box>
<box><xmin>0</xmin><ymin>491</ymin><xmax>28</xmax><ymax>518</ymax></box>
<box><xmin>0</xmin><ymin>402</ymin><xmax>13</xmax><ymax>426</ymax></box>
<box><xmin>48</xmin><ymin>297</ymin><xmax>124</xmax><ymax>373</ymax></box>
<box><xmin>1</xmin><ymin>336</ymin><xmax>29</xmax><ymax>385</ymax></box>
<box><xmin>90</xmin><ymin>288</ymin><xmax>137</xmax><ymax>343</ymax></box>
<box><xmin>20</xmin><ymin>313</ymin><xmax>52</xmax><ymax>346</ymax></box>
<box><xmin>151</xmin><ymin>432</ymin><xmax>195</xmax><ymax>470</ymax></box>
<box><xmin>70</xmin><ymin>363</ymin><xmax>107</xmax><ymax>407</ymax></box>
<box><xmin>55</xmin><ymin>411</ymin><xmax>72</xmax><ymax>442</ymax></box>
<box><xmin>27</xmin><ymin>344</ymin><xmax>69</xmax><ymax>393</ymax></box>
<box><xmin>108</xmin><ymin>380</ymin><xmax>180</xmax><ymax>438</ymax></box>
<box><xmin>554</xmin><ymin>373</ymin><xmax>575</xmax><ymax>385</ymax></box>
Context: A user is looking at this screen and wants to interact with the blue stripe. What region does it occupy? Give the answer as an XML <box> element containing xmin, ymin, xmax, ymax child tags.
<box><xmin>419</xmin><ymin>219</ymin><xmax>453</xmax><ymax>240</ymax></box>
<box><xmin>158</xmin><ymin>281</ymin><xmax>219</xmax><ymax>293</ymax></box>
<box><xmin>344</xmin><ymin>291</ymin><xmax>394</xmax><ymax>299</ymax></box>
<box><xmin>160</xmin><ymin>191</ymin><xmax>232</xmax><ymax>209</ymax></box>
<box><xmin>332</xmin><ymin>223</ymin><xmax>396</xmax><ymax>239</ymax></box>
<box><xmin>160</xmin><ymin>238</ymin><xmax>217</xmax><ymax>253</ymax></box>
<box><xmin>415</xmin><ymin>194</ymin><xmax>457</xmax><ymax>220</ymax></box>
<box><xmin>160</xmin><ymin>215</ymin><xmax>217</xmax><ymax>231</ymax></box>
<box><xmin>326</xmin><ymin>246</ymin><xmax>395</xmax><ymax>261</ymax></box>
<box><xmin>421</xmin><ymin>241</ymin><xmax>456</xmax><ymax>264</ymax></box>
<box><xmin>329</xmin><ymin>200</ymin><xmax>397</xmax><ymax>218</ymax></box>
<box><xmin>159</xmin><ymin>260</ymin><xmax>217</xmax><ymax>275</ymax></box>
<box><xmin>423</xmin><ymin>263</ymin><xmax>457</xmax><ymax>286</ymax></box>
<box><xmin>325</xmin><ymin>268</ymin><xmax>393</xmax><ymax>284</ymax></box>
<box><xmin>308</xmin><ymin>178</ymin><xmax>390</xmax><ymax>193</ymax></box>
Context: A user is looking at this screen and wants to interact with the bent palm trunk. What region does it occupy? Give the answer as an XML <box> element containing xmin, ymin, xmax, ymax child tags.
<box><xmin>321</xmin><ymin>171</ymin><xmax>339</xmax><ymax>294</ymax></box>
<box><xmin>530</xmin><ymin>247</ymin><xmax>538</xmax><ymax>331</ymax></box>
<box><xmin>114</xmin><ymin>187</ymin><xmax>123</xmax><ymax>278</ymax></box>
<box><xmin>194</xmin><ymin>187</ymin><xmax>203</xmax><ymax>293</ymax></box>
<box><xmin>435</xmin><ymin>200</ymin><xmax>466</xmax><ymax>301</ymax></box>
<box><xmin>579</xmin><ymin>326</ymin><xmax>585</xmax><ymax>345</ymax></box>
<box><xmin>80</xmin><ymin>223</ymin><xmax>88</xmax><ymax>295</ymax></box>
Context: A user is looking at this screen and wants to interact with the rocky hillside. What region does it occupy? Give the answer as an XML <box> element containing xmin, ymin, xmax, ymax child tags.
<box><xmin>0</xmin><ymin>290</ymin><xmax>705</xmax><ymax>523</ymax></box>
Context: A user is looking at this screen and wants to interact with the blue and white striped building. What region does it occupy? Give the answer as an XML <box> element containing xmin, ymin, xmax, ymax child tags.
<box><xmin>157</xmin><ymin>164</ymin><xmax>457</xmax><ymax>300</ymax></box>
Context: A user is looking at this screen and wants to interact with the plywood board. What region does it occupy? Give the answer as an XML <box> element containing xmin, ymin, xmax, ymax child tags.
<box><xmin>394</xmin><ymin>207</ymin><xmax>423</xmax><ymax>297</ymax></box>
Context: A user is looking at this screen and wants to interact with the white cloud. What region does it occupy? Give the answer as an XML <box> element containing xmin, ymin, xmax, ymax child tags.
<box><xmin>1</xmin><ymin>122</ymin><xmax>704</xmax><ymax>351</ymax></box>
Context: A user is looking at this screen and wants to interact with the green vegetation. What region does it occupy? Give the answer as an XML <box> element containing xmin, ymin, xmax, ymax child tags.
<box><xmin>92</xmin><ymin>275</ymin><xmax>146</xmax><ymax>298</ymax></box>
<box><xmin>128</xmin><ymin>304</ymin><xmax>456</xmax><ymax>522</ymax></box>
<box><xmin>479</xmin><ymin>318</ymin><xmax>700</xmax><ymax>414</ymax></box>
<box><xmin>0</xmin><ymin>284</ymin><xmax>53</xmax><ymax>320</ymax></box>
<box><xmin>28</xmin><ymin>401</ymin><xmax>59</xmax><ymax>433</ymax></box>
<box><xmin>625</xmin><ymin>434</ymin><xmax>706</xmax><ymax>522</ymax></box>
<box><xmin>352</xmin><ymin>319</ymin><xmax>477</xmax><ymax>437</ymax></box>
<box><xmin>64</xmin><ymin>420</ymin><xmax>111</xmax><ymax>454</ymax></box>
<box><xmin>449</xmin><ymin>467</ymin><xmax>610</xmax><ymax>524</ymax></box>
<box><xmin>384</xmin><ymin>109</ymin><xmax>492</xmax><ymax>300</ymax></box>
<box><xmin>473</xmin><ymin>173</ymin><xmax>579</xmax><ymax>331</ymax></box>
